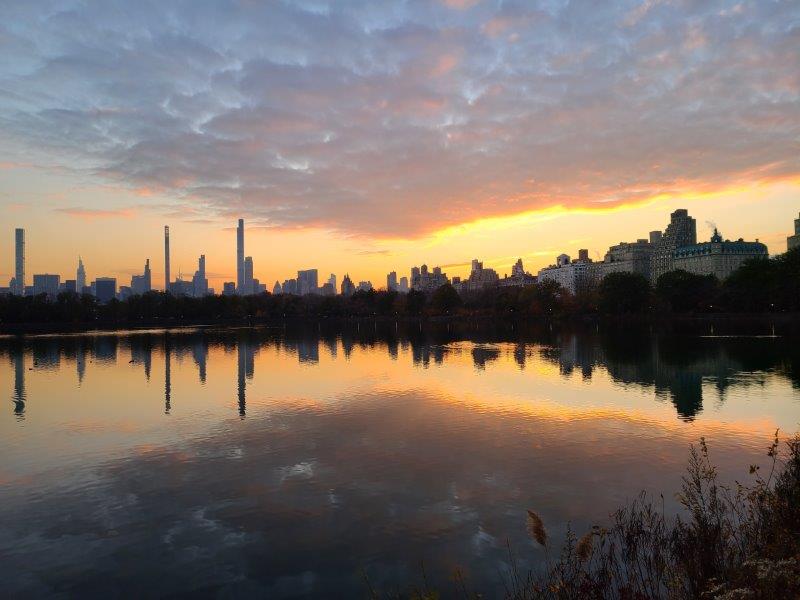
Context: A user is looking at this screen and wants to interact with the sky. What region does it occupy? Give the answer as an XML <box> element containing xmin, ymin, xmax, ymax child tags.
<box><xmin>0</xmin><ymin>0</ymin><xmax>798</xmax><ymax>291</ymax></box>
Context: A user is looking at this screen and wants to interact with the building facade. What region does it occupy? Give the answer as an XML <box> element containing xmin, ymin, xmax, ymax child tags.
<box><xmin>651</xmin><ymin>209</ymin><xmax>697</xmax><ymax>282</ymax></box>
<box><xmin>673</xmin><ymin>229</ymin><xmax>768</xmax><ymax>280</ymax></box>
<box><xmin>12</xmin><ymin>228</ymin><xmax>25</xmax><ymax>295</ymax></box>
<box><xmin>192</xmin><ymin>255</ymin><xmax>209</xmax><ymax>297</ymax></box>
<box><xmin>387</xmin><ymin>271</ymin><xmax>398</xmax><ymax>292</ymax></box>
<box><xmin>95</xmin><ymin>277</ymin><xmax>117</xmax><ymax>303</ymax></box>
<box><xmin>498</xmin><ymin>258</ymin><xmax>536</xmax><ymax>288</ymax></box>
<box><xmin>297</xmin><ymin>269</ymin><xmax>319</xmax><ymax>295</ymax></box>
<box><xmin>32</xmin><ymin>274</ymin><xmax>60</xmax><ymax>298</ymax></box>
<box><xmin>789</xmin><ymin>212</ymin><xmax>800</xmax><ymax>251</ymax></box>
<box><xmin>131</xmin><ymin>259</ymin><xmax>152</xmax><ymax>295</ymax></box>
<box><xmin>411</xmin><ymin>264</ymin><xmax>448</xmax><ymax>291</ymax></box>
<box><xmin>341</xmin><ymin>274</ymin><xmax>355</xmax><ymax>297</ymax></box>
<box><xmin>236</xmin><ymin>219</ymin><xmax>245</xmax><ymax>294</ymax></box>
<box><xmin>76</xmin><ymin>257</ymin><xmax>87</xmax><ymax>291</ymax></box>
<box><xmin>454</xmin><ymin>259</ymin><xmax>500</xmax><ymax>293</ymax></box>
<box><xmin>537</xmin><ymin>251</ymin><xmax>598</xmax><ymax>295</ymax></box>
<box><xmin>598</xmin><ymin>238</ymin><xmax>654</xmax><ymax>281</ymax></box>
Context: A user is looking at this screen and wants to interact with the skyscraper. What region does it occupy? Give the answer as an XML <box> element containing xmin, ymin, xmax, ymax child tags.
<box><xmin>651</xmin><ymin>209</ymin><xmax>697</xmax><ymax>282</ymax></box>
<box><xmin>131</xmin><ymin>259</ymin><xmax>152</xmax><ymax>295</ymax></box>
<box><xmin>94</xmin><ymin>277</ymin><xmax>117</xmax><ymax>303</ymax></box>
<box><xmin>192</xmin><ymin>254</ymin><xmax>208</xmax><ymax>297</ymax></box>
<box><xmin>13</xmin><ymin>228</ymin><xmax>24</xmax><ymax>296</ymax></box>
<box><xmin>341</xmin><ymin>274</ymin><xmax>355</xmax><ymax>297</ymax></box>
<box><xmin>244</xmin><ymin>256</ymin><xmax>254</xmax><ymax>295</ymax></box>
<box><xmin>237</xmin><ymin>219</ymin><xmax>245</xmax><ymax>294</ymax></box>
<box><xmin>32</xmin><ymin>274</ymin><xmax>60</xmax><ymax>297</ymax></box>
<box><xmin>789</xmin><ymin>212</ymin><xmax>800</xmax><ymax>251</ymax></box>
<box><xmin>387</xmin><ymin>271</ymin><xmax>398</xmax><ymax>291</ymax></box>
<box><xmin>164</xmin><ymin>226</ymin><xmax>171</xmax><ymax>291</ymax></box>
<box><xmin>76</xmin><ymin>256</ymin><xmax>86</xmax><ymax>292</ymax></box>
<box><xmin>297</xmin><ymin>269</ymin><xmax>318</xmax><ymax>295</ymax></box>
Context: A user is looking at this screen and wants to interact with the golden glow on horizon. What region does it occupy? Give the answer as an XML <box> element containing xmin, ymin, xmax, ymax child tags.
<box><xmin>1</xmin><ymin>171</ymin><xmax>798</xmax><ymax>291</ymax></box>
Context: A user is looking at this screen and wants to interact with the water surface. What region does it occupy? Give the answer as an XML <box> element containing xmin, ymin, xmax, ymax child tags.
<box><xmin>1</xmin><ymin>323</ymin><xmax>798</xmax><ymax>597</ymax></box>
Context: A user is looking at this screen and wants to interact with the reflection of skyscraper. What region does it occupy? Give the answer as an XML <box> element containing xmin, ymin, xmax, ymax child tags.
<box><xmin>12</xmin><ymin>228</ymin><xmax>25</xmax><ymax>296</ymax></box>
<box><xmin>131</xmin><ymin>337</ymin><xmax>153</xmax><ymax>381</ymax></box>
<box><xmin>164</xmin><ymin>335</ymin><xmax>172</xmax><ymax>414</ymax></box>
<box><xmin>192</xmin><ymin>336</ymin><xmax>208</xmax><ymax>384</ymax></box>
<box><xmin>237</xmin><ymin>219</ymin><xmax>245</xmax><ymax>294</ymax></box>
<box><xmin>76</xmin><ymin>345</ymin><xmax>86</xmax><ymax>384</ymax></box>
<box><xmin>237</xmin><ymin>337</ymin><xmax>255</xmax><ymax>418</ymax></box>
<box><xmin>164</xmin><ymin>226</ymin><xmax>171</xmax><ymax>292</ymax></box>
<box><xmin>298</xmin><ymin>338</ymin><xmax>319</xmax><ymax>364</ymax></box>
<box><xmin>514</xmin><ymin>344</ymin><xmax>527</xmax><ymax>370</ymax></box>
<box><xmin>12</xmin><ymin>350</ymin><xmax>25</xmax><ymax>418</ymax></box>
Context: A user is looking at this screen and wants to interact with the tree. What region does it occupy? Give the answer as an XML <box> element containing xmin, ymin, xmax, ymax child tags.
<box><xmin>405</xmin><ymin>289</ymin><xmax>427</xmax><ymax>316</ymax></box>
<box><xmin>656</xmin><ymin>270</ymin><xmax>720</xmax><ymax>313</ymax></box>
<box><xmin>430</xmin><ymin>283</ymin><xmax>462</xmax><ymax>314</ymax></box>
<box><xmin>598</xmin><ymin>272</ymin><xmax>652</xmax><ymax>314</ymax></box>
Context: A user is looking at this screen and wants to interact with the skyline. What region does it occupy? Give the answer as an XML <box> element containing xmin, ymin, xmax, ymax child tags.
<box><xmin>1</xmin><ymin>1</ymin><xmax>799</xmax><ymax>289</ymax></box>
<box><xmin>3</xmin><ymin>202</ymin><xmax>798</xmax><ymax>295</ymax></box>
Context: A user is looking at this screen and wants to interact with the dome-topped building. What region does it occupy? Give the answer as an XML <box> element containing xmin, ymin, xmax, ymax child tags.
<box><xmin>673</xmin><ymin>229</ymin><xmax>768</xmax><ymax>280</ymax></box>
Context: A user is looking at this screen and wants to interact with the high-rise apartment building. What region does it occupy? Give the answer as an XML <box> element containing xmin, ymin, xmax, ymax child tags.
<box><xmin>237</xmin><ymin>219</ymin><xmax>245</xmax><ymax>294</ymax></box>
<box><xmin>651</xmin><ymin>209</ymin><xmax>696</xmax><ymax>282</ymax></box>
<box><xmin>76</xmin><ymin>257</ymin><xmax>86</xmax><ymax>292</ymax></box>
<box><xmin>12</xmin><ymin>228</ymin><xmax>25</xmax><ymax>295</ymax></box>
<box><xmin>95</xmin><ymin>277</ymin><xmax>117</xmax><ymax>303</ymax></box>
<box><xmin>243</xmin><ymin>256</ymin><xmax>254</xmax><ymax>295</ymax></box>
<box><xmin>164</xmin><ymin>226</ymin><xmax>171</xmax><ymax>291</ymax></box>
<box><xmin>341</xmin><ymin>274</ymin><xmax>355</xmax><ymax>297</ymax></box>
<box><xmin>387</xmin><ymin>271</ymin><xmax>398</xmax><ymax>292</ymax></box>
<box><xmin>33</xmin><ymin>274</ymin><xmax>60</xmax><ymax>297</ymax></box>
<box><xmin>297</xmin><ymin>269</ymin><xmax>319</xmax><ymax>295</ymax></box>
<box><xmin>131</xmin><ymin>259</ymin><xmax>152</xmax><ymax>295</ymax></box>
<box><xmin>192</xmin><ymin>255</ymin><xmax>208</xmax><ymax>297</ymax></box>
<box><xmin>789</xmin><ymin>212</ymin><xmax>800</xmax><ymax>251</ymax></box>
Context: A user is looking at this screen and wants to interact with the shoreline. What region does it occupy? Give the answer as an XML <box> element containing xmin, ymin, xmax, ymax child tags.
<box><xmin>2</xmin><ymin>312</ymin><xmax>799</xmax><ymax>336</ymax></box>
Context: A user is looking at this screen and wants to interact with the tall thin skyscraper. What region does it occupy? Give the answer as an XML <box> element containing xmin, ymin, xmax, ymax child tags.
<box><xmin>76</xmin><ymin>257</ymin><xmax>86</xmax><ymax>291</ymax></box>
<box><xmin>144</xmin><ymin>258</ymin><xmax>151</xmax><ymax>292</ymax></box>
<box><xmin>13</xmin><ymin>228</ymin><xmax>24</xmax><ymax>296</ymax></box>
<box><xmin>192</xmin><ymin>254</ymin><xmax>208</xmax><ymax>297</ymax></box>
<box><xmin>236</xmin><ymin>219</ymin><xmax>245</xmax><ymax>294</ymax></box>
<box><xmin>244</xmin><ymin>256</ymin><xmax>254</xmax><ymax>295</ymax></box>
<box><xmin>164</xmin><ymin>226</ymin><xmax>171</xmax><ymax>291</ymax></box>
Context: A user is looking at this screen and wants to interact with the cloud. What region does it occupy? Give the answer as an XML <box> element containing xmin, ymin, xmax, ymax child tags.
<box><xmin>441</xmin><ymin>0</ymin><xmax>481</xmax><ymax>9</ymax></box>
<box><xmin>54</xmin><ymin>207</ymin><xmax>136</xmax><ymax>220</ymax></box>
<box><xmin>0</xmin><ymin>0</ymin><xmax>798</xmax><ymax>238</ymax></box>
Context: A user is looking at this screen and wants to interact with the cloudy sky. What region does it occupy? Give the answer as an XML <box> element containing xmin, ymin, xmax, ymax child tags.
<box><xmin>0</xmin><ymin>0</ymin><xmax>798</xmax><ymax>289</ymax></box>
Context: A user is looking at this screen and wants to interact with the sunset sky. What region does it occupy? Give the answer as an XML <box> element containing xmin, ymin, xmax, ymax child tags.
<box><xmin>1</xmin><ymin>0</ymin><xmax>798</xmax><ymax>290</ymax></box>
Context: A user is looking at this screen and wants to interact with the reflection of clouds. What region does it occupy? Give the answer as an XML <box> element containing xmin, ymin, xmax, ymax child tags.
<box><xmin>0</xmin><ymin>385</ymin><xmax>776</xmax><ymax>597</ymax></box>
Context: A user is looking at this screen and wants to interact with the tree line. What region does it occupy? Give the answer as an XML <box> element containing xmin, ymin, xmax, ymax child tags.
<box><xmin>1</xmin><ymin>248</ymin><xmax>797</xmax><ymax>325</ymax></box>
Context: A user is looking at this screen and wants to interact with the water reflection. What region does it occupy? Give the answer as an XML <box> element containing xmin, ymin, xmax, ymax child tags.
<box><xmin>0</xmin><ymin>323</ymin><xmax>797</xmax><ymax>597</ymax></box>
<box><xmin>4</xmin><ymin>323</ymin><xmax>797</xmax><ymax>422</ymax></box>
<box><xmin>12</xmin><ymin>349</ymin><xmax>24</xmax><ymax>419</ymax></box>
